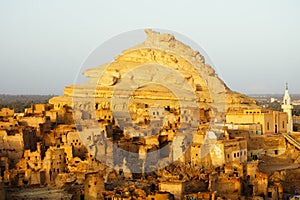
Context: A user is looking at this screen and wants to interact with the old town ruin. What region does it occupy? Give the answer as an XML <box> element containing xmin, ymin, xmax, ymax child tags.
<box><xmin>1</xmin><ymin>30</ymin><xmax>300</xmax><ymax>200</ymax></box>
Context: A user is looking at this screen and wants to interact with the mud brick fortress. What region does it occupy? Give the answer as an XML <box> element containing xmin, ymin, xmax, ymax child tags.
<box><xmin>1</xmin><ymin>30</ymin><xmax>300</xmax><ymax>200</ymax></box>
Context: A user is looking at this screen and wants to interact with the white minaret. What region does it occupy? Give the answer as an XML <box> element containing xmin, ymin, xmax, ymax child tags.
<box><xmin>282</xmin><ymin>83</ymin><xmax>293</xmax><ymax>133</ymax></box>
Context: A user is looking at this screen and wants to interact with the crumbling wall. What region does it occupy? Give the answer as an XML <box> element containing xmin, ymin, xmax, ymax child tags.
<box><xmin>84</xmin><ymin>171</ymin><xmax>105</xmax><ymax>200</ymax></box>
<box><xmin>264</xmin><ymin>136</ymin><xmax>286</xmax><ymax>157</ymax></box>
<box><xmin>0</xmin><ymin>108</ymin><xmax>14</xmax><ymax>118</ymax></box>
<box><xmin>66</xmin><ymin>131</ymin><xmax>86</xmax><ymax>159</ymax></box>
<box><xmin>0</xmin><ymin>130</ymin><xmax>24</xmax><ymax>167</ymax></box>
<box><xmin>159</xmin><ymin>181</ymin><xmax>185</xmax><ymax>200</ymax></box>
<box><xmin>216</xmin><ymin>176</ymin><xmax>241</xmax><ymax>199</ymax></box>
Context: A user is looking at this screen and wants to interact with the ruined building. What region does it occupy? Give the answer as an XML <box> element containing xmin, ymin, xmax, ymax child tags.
<box><xmin>1</xmin><ymin>30</ymin><xmax>300</xmax><ymax>199</ymax></box>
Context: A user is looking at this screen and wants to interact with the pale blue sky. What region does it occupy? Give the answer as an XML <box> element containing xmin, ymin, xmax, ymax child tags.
<box><xmin>0</xmin><ymin>0</ymin><xmax>300</xmax><ymax>95</ymax></box>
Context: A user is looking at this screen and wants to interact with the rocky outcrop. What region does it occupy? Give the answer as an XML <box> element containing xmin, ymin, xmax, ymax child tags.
<box><xmin>50</xmin><ymin>29</ymin><xmax>258</xmax><ymax>119</ymax></box>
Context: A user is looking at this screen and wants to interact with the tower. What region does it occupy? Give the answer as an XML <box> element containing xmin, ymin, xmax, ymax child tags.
<box><xmin>281</xmin><ymin>83</ymin><xmax>293</xmax><ymax>133</ymax></box>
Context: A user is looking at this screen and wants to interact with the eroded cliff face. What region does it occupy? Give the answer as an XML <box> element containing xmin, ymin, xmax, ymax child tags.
<box><xmin>50</xmin><ymin>29</ymin><xmax>259</xmax><ymax>121</ymax></box>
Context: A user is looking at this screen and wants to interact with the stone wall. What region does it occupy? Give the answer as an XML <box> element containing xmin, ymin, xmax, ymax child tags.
<box><xmin>159</xmin><ymin>181</ymin><xmax>185</xmax><ymax>200</ymax></box>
